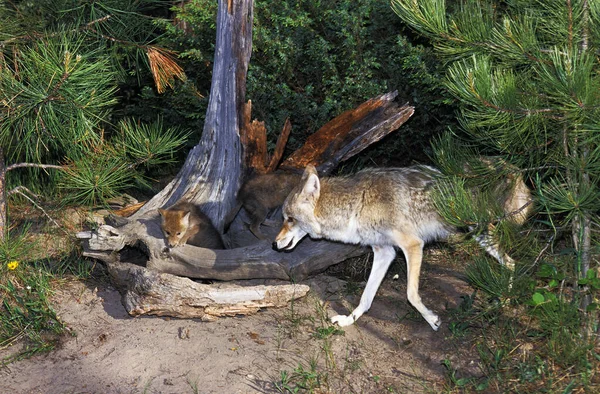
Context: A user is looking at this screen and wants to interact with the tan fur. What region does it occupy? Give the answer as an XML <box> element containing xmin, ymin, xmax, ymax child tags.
<box><xmin>158</xmin><ymin>201</ymin><xmax>224</xmax><ymax>249</ymax></box>
<box><xmin>273</xmin><ymin>164</ymin><xmax>532</xmax><ymax>330</ymax></box>
<box><xmin>223</xmin><ymin>171</ymin><xmax>302</xmax><ymax>239</ymax></box>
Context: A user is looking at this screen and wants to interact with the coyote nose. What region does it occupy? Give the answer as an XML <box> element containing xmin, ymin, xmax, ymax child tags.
<box><xmin>272</xmin><ymin>242</ymin><xmax>279</xmax><ymax>251</ymax></box>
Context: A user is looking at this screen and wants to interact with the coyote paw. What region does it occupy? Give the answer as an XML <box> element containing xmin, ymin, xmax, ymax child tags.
<box><xmin>331</xmin><ymin>314</ymin><xmax>355</xmax><ymax>327</ymax></box>
<box><xmin>427</xmin><ymin>315</ymin><xmax>442</xmax><ymax>331</ymax></box>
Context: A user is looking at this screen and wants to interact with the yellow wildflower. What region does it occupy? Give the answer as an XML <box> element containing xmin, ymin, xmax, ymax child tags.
<box><xmin>7</xmin><ymin>261</ymin><xmax>18</xmax><ymax>270</ymax></box>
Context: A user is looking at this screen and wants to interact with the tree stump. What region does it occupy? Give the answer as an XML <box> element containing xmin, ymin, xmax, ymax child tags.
<box><xmin>77</xmin><ymin>0</ymin><xmax>415</xmax><ymax>318</ymax></box>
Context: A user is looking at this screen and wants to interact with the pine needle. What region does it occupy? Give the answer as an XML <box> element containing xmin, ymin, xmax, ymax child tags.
<box><xmin>146</xmin><ymin>46</ymin><xmax>186</xmax><ymax>93</ymax></box>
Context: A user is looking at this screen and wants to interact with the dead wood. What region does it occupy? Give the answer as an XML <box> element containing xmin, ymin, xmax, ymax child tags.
<box><xmin>266</xmin><ymin>118</ymin><xmax>292</xmax><ymax>172</ymax></box>
<box><xmin>280</xmin><ymin>91</ymin><xmax>414</xmax><ymax>175</ymax></box>
<box><xmin>240</xmin><ymin>100</ymin><xmax>292</xmax><ymax>175</ymax></box>
<box><xmin>240</xmin><ymin>100</ymin><xmax>269</xmax><ymax>174</ymax></box>
<box><xmin>124</xmin><ymin>0</ymin><xmax>253</xmax><ymax>229</ymax></box>
<box><xmin>104</xmin><ymin>260</ymin><xmax>309</xmax><ymax>319</ymax></box>
<box><xmin>77</xmin><ymin>0</ymin><xmax>414</xmax><ymax>317</ymax></box>
<box><xmin>77</xmin><ymin>211</ymin><xmax>365</xmax><ymax>282</ymax></box>
<box><xmin>78</xmin><ymin>89</ymin><xmax>413</xmax><ymax>288</ymax></box>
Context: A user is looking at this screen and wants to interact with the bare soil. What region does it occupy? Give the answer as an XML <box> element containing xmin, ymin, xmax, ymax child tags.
<box><xmin>0</xmin><ymin>246</ymin><xmax>483</xmax><ymax>394</ymax></box>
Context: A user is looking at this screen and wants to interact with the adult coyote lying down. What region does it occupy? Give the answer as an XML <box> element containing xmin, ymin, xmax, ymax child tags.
<box><xmin>273</xmin><ymin>164</ymin><xmax>531</xmax><ymax>331</ymax></box>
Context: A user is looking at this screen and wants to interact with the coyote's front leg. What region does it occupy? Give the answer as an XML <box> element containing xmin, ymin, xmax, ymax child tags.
<box><xmin>331</xmin><ymin>245</ymin><xmax>396</xmax><ymax>327</ymax></box>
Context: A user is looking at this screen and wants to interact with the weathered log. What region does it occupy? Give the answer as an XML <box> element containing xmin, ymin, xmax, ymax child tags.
<box><xmin>266</xmin><ymin>118</ymin><xmax>292</xmax><ymax>172</ymax></box>
<box><xmin>77</xmin><ymin>210</ymin><xmax>365</xmax><ymax>281</ymax></box>
<box><xmin>104</xmin><ymin>260</ymin><xmax>310</xmax><ymax>319</ymax></box>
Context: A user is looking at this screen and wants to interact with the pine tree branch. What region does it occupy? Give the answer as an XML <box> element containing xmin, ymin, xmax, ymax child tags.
<box><xmin>83</xmin><ymin>23</ymin><xmax>186</xmax><ymax>91</ymax></box>
<box><xmin>8</xmin><ymin>186</ymin><xmax>74</xmax><ymax>239</ymax></box>
<box><xmin>6</xmin><ymin>163</ymin><xmax>66</xmax><ymax>172</ymax></box>
<box><xmin>0</xmin><ymin>16</ymin><xmax>111</xmax><ymax>46</ymax></box>
<box><xmin>525</xmin><ymin>234</ymin><xmax>556</xmax><ymax>274</ymax></box>
<box><xmin>467</xmin><ymin>79</ymin><xmax>556</xmax><ymax>116</ymax></box>
<box><xmin>496</xmin><ymin>200</ymin><xmax>534</xmax><ymax>223</ymax></box>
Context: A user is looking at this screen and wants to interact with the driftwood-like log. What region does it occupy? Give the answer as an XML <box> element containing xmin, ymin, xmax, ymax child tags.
<box><xmin>78</xmin><ymin>210</ymin><xmax>365</xmax><ymax>282</ymax></box>
<box><xmin>105</xmin><ymin>260</ymin><xmax>309</xmax><ymax>319</ymax></box>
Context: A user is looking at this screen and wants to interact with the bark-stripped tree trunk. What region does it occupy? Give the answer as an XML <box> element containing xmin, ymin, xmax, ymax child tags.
<box><xmin>129</xmin><ymin>0</ymin><xmax>252</xmax><ymax>231</ymax></box>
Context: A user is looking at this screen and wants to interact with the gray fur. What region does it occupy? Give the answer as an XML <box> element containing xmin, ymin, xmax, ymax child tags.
<box><xmin>224</xmin><ymin>171</ymin><xmax>302</xmax><ymax>239</ymax></box>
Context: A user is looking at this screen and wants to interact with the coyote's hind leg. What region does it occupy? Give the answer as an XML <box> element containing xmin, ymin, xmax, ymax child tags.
<box><xmin>474</xmin><ymin>230</ymin><xmax>516</xmax><ymax>290</ymax></box>
<box><xmin>396</xmin><ymin>232</ymin><xmax>441</xmax><ymax>331</ymax></box>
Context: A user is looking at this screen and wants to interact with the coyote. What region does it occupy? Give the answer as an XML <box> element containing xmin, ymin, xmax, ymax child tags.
<box><xmin>273</xmin><ymin>164</ymin><xmax>531</xmax><ymax>330</ymax></box>
<box><xmin>223</xmin><ymin>171</ymin><xmax>302</xmax><ymax>240</ymax></box>
<box><xmin>158</xmin><ymin>201</ymin><xmax>224</xmax><ymax>249</ymax></box>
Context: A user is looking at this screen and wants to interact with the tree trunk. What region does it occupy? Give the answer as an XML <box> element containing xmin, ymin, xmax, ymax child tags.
<box><xmin>128</xmin><ymin>0</ymin><xmax>253</xmax><ymax>232</ymax></box>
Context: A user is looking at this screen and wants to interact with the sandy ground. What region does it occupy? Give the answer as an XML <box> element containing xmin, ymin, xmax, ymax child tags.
<box><xmin>0</xmin><ymin>251</ymin><xmax>482</xmax><ymax>394</ymax></box>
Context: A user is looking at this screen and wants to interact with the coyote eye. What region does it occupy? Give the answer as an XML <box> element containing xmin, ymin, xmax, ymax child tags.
<box><xmin>166</xmin><ymin>231</ymin><xmax>171</xmax><ymax>236</ymax></box>
<box><xmin>286</xmin><ymin>217</ymin><xmax>294</xmax><ymax>223</ymax></box>
<box><xmin>176</xmin><ymin>232</ymin><xmax>181</xmax><ymax>236</ymax></box>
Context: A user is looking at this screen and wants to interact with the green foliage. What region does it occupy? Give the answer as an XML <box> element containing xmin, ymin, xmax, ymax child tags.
<box><xmin>0</xmin><ymin>36</ymin><xmax>117</xmax><ymax>164</ymax></box>
<box><xmin>275</xmin><ymin>359</ymin><xmax>326</xmax><ymax>394</ymax></box>
<box><xmin>0</xmin><ymin>1</ymin><xmax>190</xmax><ymax>204</ymax></box>
<box><xmin>57</xmin><ymin>118</ymin><xmax>189</xmax><ymax>205</ymax></box>
<box><xmin>465</xmin><ymin>257</ymin><xmax>515</xmax><ymax>299</ymax></box>
<box><xmin>115</xmin><ymin>118</ymin><xmax>190</xmax><ymax>170</ymax></box>
<box><xmin>392</xmin><ymin>1</ymin><xmax>600</xmax><ymax>390</ymax></box>
<box><xmin>151</xmin><ymin>0</ymin><xmax>456</xmax><ymax>166</ymax></box>
<box><xmin>441</xmin><ymin>358</ymin><xmax>477</xmax><ymax>389</ymax></box>
<box><xmin>393</xmin><ymin>0</ymin><xmax>600</xmax><ymax>282</ymax></box>
<box><xmin>0</xmin><ymin>230</ymin><xmax>65</xmax><ymax>364</ymax></box>
<box><xmin>312</xmin><ymin>325</ymin><xmax>344</xmax><ymax>340</ymax></box>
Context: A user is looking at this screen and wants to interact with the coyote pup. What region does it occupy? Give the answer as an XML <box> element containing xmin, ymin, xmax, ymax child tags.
<box><xmin>224</xmin><ymin>171</ymin><xmax>302</xmax><ymax>240</ymax></box>
<box><xmin>158</xmin><ymin>201</ymin><xmax>224</xmax><ymax>249</ymax></box>
<box><xmin>273</xmin><ymin>164</ymin><xmax>531</xmax><ymax>331</ymax></box>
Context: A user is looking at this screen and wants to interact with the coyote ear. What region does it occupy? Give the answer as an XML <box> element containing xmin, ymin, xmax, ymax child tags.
<box><xmin>181</xmin><ymin>212</ymin><xmax>191</xmax><ymax>227</ymax></box>
<box><xmin>158</xmin><ymin>209</ymin><xmax>166</xmax><ymax>218</ymax></box>
<box><xmin>302</xmin><ymin>164</ymin><xmax>318</xmax><ymax>180</ymax></box>
<box><xmin>301</xmin><ymin>172</ymin><xmax>320</xmax><ymax>201</ymax></box>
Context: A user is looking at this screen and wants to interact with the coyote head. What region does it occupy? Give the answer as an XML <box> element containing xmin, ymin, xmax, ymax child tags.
<box><xmin>273</xmin><ymin>165</ymin><xmax>322</xmax><ymax>252</ymax></box>
<box><xmin>158</xmin><ymin>208</ymin><xmax>191</xmax><ymax>247</ymax></box>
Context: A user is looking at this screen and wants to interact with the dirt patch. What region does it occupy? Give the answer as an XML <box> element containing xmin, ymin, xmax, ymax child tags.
<box><xmin>0</xmin><ymin>252</ymin><xmax>482</xmax><ymax>394</ymax></box>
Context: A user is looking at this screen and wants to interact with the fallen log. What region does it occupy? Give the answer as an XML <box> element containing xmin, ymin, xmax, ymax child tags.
<box><xmin>105</xmin><ymin>260</ymin><xmax>310</xmax><ymax>319</ymax></box>
<box><xmin>77</xmin><ymin>213</ymin><xmax>365</xmax><ymax>282</ymax></box>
